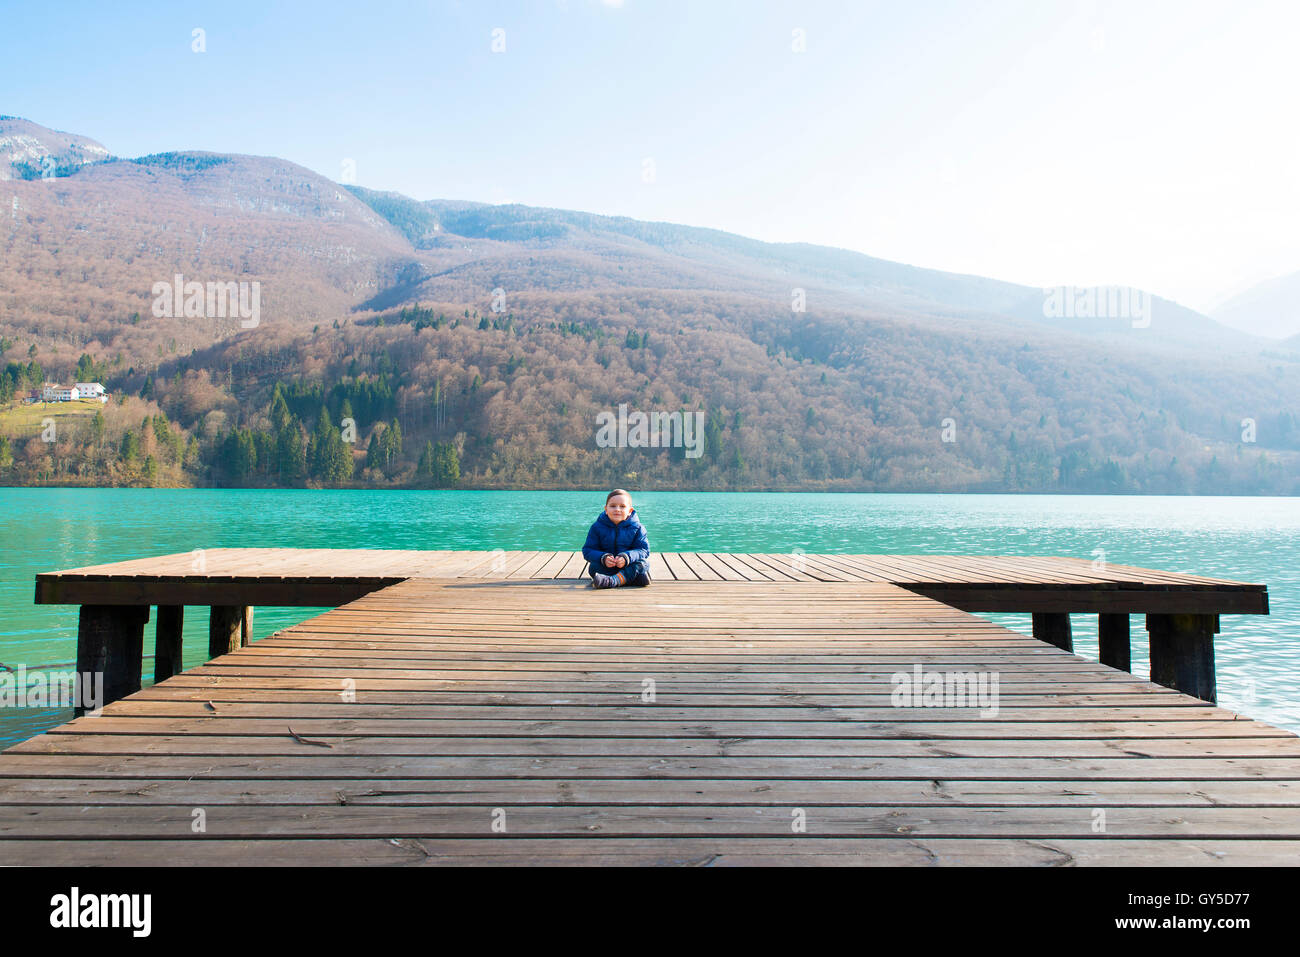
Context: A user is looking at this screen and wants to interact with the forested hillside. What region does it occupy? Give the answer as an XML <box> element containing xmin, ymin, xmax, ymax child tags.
<box><xmin>6</xmin><ymin>290</ymin><xmax>1296</xmax><ymax>493</ymax></box>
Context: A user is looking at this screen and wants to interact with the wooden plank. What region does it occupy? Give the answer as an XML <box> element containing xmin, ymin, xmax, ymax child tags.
<box><xmin>5</xmin><ymin>752</ymin><xmax>1299</xmax><ymax>780</ymax></box>
<box><xmin>95</xmin><ymin>687</ymin><xmax>1202</xmax><ymax>706</ymax></box>
<box><xmin>16</xmin><ymin>731</ymin><xmax>1300</xmax><ymax>759</ymax></box>
<box><xmin>46</xmin><ymin>716</ymin><xmax>1294</xmax><ymax>739</ymax></box>
<box><xmin>6</xmin><ymin>776</ymin><xmax>1297</xmax><ymax>807</ymax></box>
<box><xmin>2</xmin><ymin>838</ymin><xmax>1298</xmax><ymax>867</ymax></box>
<box><xmin>7</xmin><ymin>802</ymin><xmax>1300</xmax><ymax>840</ymax></box>
<box><xmin>78</xmin><ymin>700</ymin><xmax>1243</xmax><ymax>722</ymax></box>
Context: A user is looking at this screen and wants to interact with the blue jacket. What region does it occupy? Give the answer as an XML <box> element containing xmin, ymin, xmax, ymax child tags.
<box><xmin>582</xmin><ymin>509</ymin><xmax>650</xmax><ymax>565</ymax></box>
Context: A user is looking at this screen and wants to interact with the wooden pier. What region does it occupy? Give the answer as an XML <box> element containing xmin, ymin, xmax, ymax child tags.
<box><xmin>4</xmin><ymin>549</ymin><xmax>1297</xmax><ymax>866</ymax></box>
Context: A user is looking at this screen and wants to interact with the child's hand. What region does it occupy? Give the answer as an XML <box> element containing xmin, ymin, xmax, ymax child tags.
<box><xmin>615</xmin><ymin>555</ymin><xmax>627</xmax><ymax>569</ymax></box>
<box><xmin>603</xmin><ymin>554</ymin><xmax>617</xmax><ymax>568</ymax></box>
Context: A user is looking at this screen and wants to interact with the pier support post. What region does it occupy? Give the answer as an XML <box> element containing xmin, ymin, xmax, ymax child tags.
<box><xmin>154</xmin><ymin>605</ymin><xmax>184</xmax><ymax>682</ymax></box>
<box><xmin>241</xmin><ymin>606</ymin><xmax>255</xmax><ymax>647</ymax></box>
<box><xmin>1032</xmin><ymin>613</ymin><xmax>1072</xmax><ymax>652</ymax></box>
<box><xmin>1146</xmin><ymin>613</ymin><xmax>1218</xmax><ymax>703</ymax></box>
<box><xmin>1098</xmin><ymin>613</ymin><xmax>1131</xmax><ymax>672</ymax></box>
<box><xmin>75</xmin><ymin>604</ymin><xmax>150</xmax><ymax>715</ymax></box>
<box><xmin>209</xmin><ymin>606</ymin><xmax>246</xmax><ymax>658</ymax></box>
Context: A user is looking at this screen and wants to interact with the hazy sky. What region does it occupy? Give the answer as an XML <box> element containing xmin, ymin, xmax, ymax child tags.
<box><xmin>4</xmin><ymin>0</ymin><xmax>1298</xmax><ymax>313</ymax></box>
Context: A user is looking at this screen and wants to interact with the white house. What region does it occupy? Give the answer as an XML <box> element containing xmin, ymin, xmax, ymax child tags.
<box><xmin>42</xmin><ymin>383</ymin><xmax>76</xmax><ymax>402</ymax></box>
<box><xmin>75</xmin><ymin>382</ymin><xmax>105</xmax><ymax>399</ymax></box>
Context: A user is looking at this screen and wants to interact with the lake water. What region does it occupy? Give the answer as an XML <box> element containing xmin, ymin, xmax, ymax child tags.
<box><xmin>2</xmin><ymin>489</ymin><xmax>1297</xmax><ymax>744</ymax></box>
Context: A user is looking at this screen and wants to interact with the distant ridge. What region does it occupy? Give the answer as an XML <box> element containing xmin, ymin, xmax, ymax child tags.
<box><xmin>347</xmin><ymin>186</ymin><xmax>1258</xmax><ymax>354</ymax></box>
<box><xmin>1211</xmin><ymin>270</ymin><xmax>1300</xmax><ymax>340</ymax></box>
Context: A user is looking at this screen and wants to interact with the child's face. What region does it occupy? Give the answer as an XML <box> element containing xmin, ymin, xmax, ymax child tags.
<box><xmin>605</xmin><ymin>494</ymin><xmax>632</xmax><ymax>524</ymax></box>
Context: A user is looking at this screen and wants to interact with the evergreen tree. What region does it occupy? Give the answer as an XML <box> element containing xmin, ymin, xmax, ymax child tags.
<box><xmin>152</xmin><ymin>413</ymin><xmax>171</xmax><ymax>446</ymax></box>
<box><xmin>270</xmin><ymin>384</ymin><xmax>291</xmax><ymax>432</ymax></box>
<box><xmin>223</xmin><ymin>428</ymin><xmax>256</xmax><ymax>482</ymax></box>
<box><xmin>325</xmin><ymin>429</ymin><xmax>353</xmax><ymax>484</ymax></box>
<box><xmin>120</xmin><ymin>431</ymin><xmax>140</xmax><ymax>464</ymax></box>
<box><xmin>430</xmin><ymin>442</ymin><xmax>460</xmax><ymax>486</ymax></box>
<box><xmin>306</xmin><ymin>406</ymin><xmax>352</xmax><ymax>485</ymax></box>
<box><xmin>75</xmin><ymin>353</ymin><xmax>99</xmax><ymax>382</ymax></box>
<box><xmin>253</xmin><ymin>430</ymin><xmax>276</xmax><ymax>476</ymax></box>
<box><xmin>277</xmin><ymin>419</ymin><xmax>305</xmax><ymax>482</ymax></box>
<box><xmin>307</xmin><ymin>407</ymin><xmax>333</xmax><ymax>479</ymax></box>
<box><xmin>387</xmin><ymin>418</ymin><xmax>402</xmax><ymax>462</ymax></box>
<box><xmin>365</xmin><ymin>419</ymin><xmax>401</xmax><ymax>476</ymax></box>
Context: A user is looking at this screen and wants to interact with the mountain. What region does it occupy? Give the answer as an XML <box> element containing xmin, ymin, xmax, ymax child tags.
<box><xmin>1</xmin><ymin>117</ymin><xmax>1297</xmax><ymax>494</ymax></box>
<box><xmin>0</xmin><ymin>116</ymin><xmax>112</xmax><ymax>180</ymax></box>
<box><xmin>2</xmin><ymin>119</ymin><xmax>417</xmax><ymax>359</ymax></box>
<box><xmin>1211</xmin><ymin>271</ymin><xmax>1300</xmax><ymax>340</ymax></box>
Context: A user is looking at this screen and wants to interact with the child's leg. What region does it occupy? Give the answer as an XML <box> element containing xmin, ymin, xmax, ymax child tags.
<box><xmin>625</xmin><ymin>559</ymin><xmax>651</xmax><ymax>587</ymax></box>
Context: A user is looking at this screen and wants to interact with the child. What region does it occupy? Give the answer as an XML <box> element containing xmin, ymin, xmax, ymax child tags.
<box><xmin>582</xmin><ymin>489</ymin><xmax>652</xmax><ymax>588</ymax></box>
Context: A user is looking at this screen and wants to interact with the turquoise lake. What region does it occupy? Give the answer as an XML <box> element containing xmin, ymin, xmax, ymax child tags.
<box><xmin>1</xmin><ymin>488</ymin><xmax>1297</xmax><ymax>744</ymax></box>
